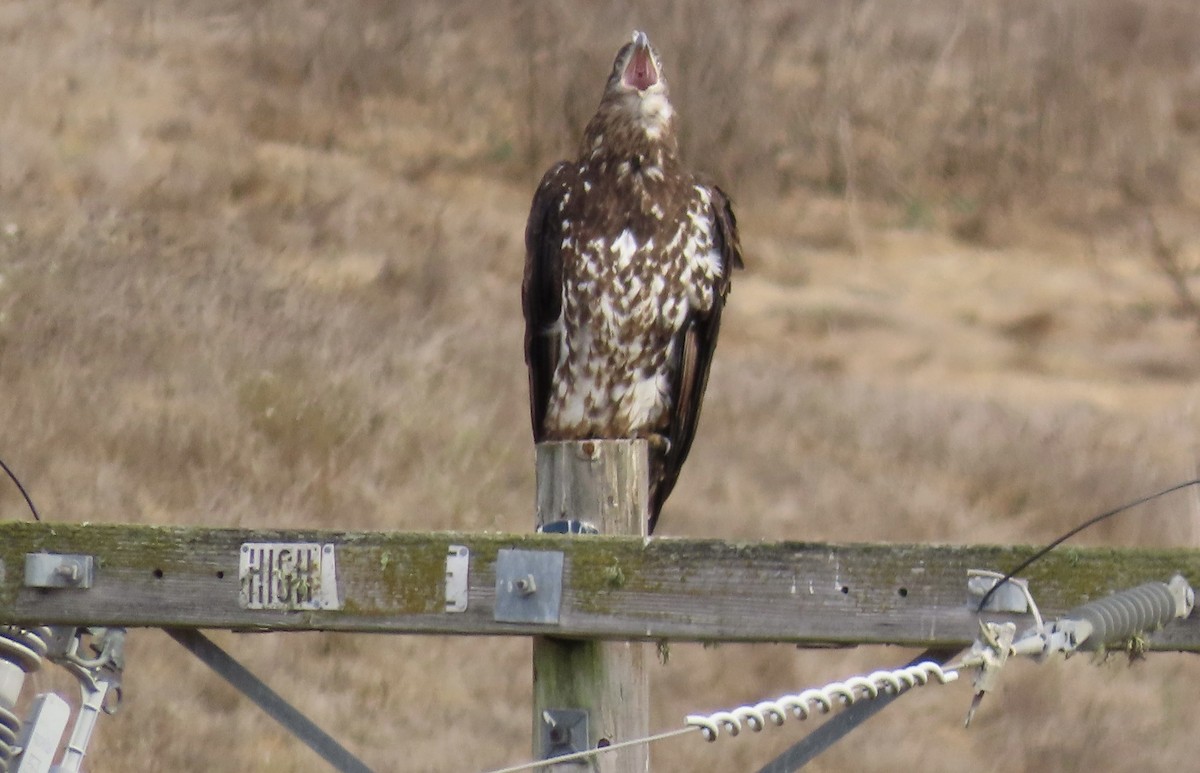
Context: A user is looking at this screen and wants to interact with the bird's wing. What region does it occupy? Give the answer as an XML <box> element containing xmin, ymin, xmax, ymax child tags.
<box><xmin>651</xmin><ymin>183</ymin><xmax>743</xmax><ymax>531</ymax></box>
<box><xmin>522</xmin><ymin>161</ymin><xmax>572</xmax><ymax>441</ymax></box>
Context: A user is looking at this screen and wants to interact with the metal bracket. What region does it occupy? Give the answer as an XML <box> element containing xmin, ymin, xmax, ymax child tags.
<box><xmin>494</xmin><ymin>549</ymin><xmax>564</xmax><ymax>624</ymax></box>
<box><xmin>445</xmin><ymin>545</ymin><xmax>469</xmax><ymax>613</ymax></box>
<box><xmin>239</xmin><ymin>543</ymin><xmax>341</xmax><ymax>611</ymax></box>
<box><xmin>964</xmin><ymin>621</ymin><xmax>1016</xmax><ymax>727</ymax></box>
<box><xmin>25</xmin><ymin>553</ymin><xmax>94</xmax><ymax>589</ymax></box>
<box><xmin>540</xmin><ymin>708</ymin><xmax>588</xmax><ymax>763</ymax></box>
<box><xmin>966</xmin><ymin>569</ymin><xmax>1030</xmax><ymax>614</ymax></box>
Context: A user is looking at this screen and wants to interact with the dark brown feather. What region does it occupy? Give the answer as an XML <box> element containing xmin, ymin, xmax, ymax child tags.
<box><xmin>649</xmin><ymin>184</ymin><xmax>741</xmax><ymax>532</ymax></box>
<box><xmin>522</xmin><ymin>161</ymin><xmax>571</xmax><ymax>441</ymax></box>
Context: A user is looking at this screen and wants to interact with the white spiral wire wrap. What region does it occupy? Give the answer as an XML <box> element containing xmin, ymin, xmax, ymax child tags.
<box><xmin>684</xmin><ymin>661</ymin><xmax>958</xmax><ymax>742</ymax></box>
<box><xmin>481</xmin><ymin>661</ymin><xmax>958</xmax><ymax>773</ymax></box>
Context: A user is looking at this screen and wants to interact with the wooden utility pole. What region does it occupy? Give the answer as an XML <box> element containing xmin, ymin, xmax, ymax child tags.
<box><xmin>532</xmin><ymin>439</ymin><xmax>650</xmax><ymax>772</ymax></box>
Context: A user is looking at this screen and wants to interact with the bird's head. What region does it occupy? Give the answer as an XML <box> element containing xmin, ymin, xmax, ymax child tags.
<box><xmin>612</xmin><ymin>30</ymin><xmax>663</xmax><ymax>93</ymax></box>
<box><xmin>592</xmin><ymin>31</ymin><xmax>676</xmax><ymax>148</ymax></box>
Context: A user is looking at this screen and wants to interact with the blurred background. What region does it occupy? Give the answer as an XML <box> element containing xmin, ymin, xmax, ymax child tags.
<box><xmin>3</xmin><ymin>1</ymin><xmax>1200</xmax><ymax>770</ymax></box>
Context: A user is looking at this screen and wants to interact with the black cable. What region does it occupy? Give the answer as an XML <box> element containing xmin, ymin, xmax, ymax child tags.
<box><xmin>0</xmin><ymin>454</ymin><xmax>40</xmax><ymax>521</ymax></box>
<box><xmin>977</xmin><ymin>478</ymin><xmax>1200</xmax><ymax>612</ymax></box>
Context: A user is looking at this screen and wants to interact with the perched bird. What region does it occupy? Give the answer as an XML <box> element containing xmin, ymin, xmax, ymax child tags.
<box><xmin>523</xmin><ymin>30</ymin><xmax>743</xmax><ymax>533</ymax></box>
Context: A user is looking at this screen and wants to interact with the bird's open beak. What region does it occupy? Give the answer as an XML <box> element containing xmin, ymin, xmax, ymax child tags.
<box><xmin>623</xmin><ymin>30</ymin><xmax>658</xmax><ymax>91</ymax></box>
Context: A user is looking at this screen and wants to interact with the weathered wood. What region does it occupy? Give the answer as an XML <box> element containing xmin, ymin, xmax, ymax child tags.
<box><xmin>534</xmin><ymin>439</ymin><xmax>650</xmax><ymax>525</ymax></box>
<box><xmin>532</xmin><ymin>440</ymin><xmax>649</xmax><ymax>773</ymax></box>
<box><xmin>2</xmin><ymin>522</ymin><xmax>1200</xmax><ymax>650</ymax></box>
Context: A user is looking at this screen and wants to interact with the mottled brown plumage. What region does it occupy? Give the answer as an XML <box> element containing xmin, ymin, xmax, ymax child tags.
<box><xmin>523</xmin><ymin>31</ymin><xmax>742</xmax><ymax>533</ymax></box>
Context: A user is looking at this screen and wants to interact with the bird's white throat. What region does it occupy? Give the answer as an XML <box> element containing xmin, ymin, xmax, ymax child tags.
<box><xmin>635</xmin><ymin>92</ymin><xmax>674</xmax><ymax>141</ymax></box>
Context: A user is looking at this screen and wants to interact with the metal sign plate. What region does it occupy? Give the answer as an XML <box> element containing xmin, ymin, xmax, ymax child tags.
<box><xmin>239</xmin><ymin>543</ymin><xmax>341</xmax><ymax>611</ymax></box>
<box><xmin>445</xmin><ymin>545</ymin><xmax>470</xmax><ymax>613</ymax></box>
<box><xmin>494</xmin><ymin>549</ymin><xmax>564</xmax><ymax>624</ymax></box>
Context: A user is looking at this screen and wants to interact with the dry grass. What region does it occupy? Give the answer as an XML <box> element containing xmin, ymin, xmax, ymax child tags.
<box><xmin>510</xmin><ymin>1</ymin><xmax>1200</xmax><ymax>238</ymax></box>
<box><xmin>2</xmin><ymin>1</ymin><xmax>1200</xmax><ymax>771</ymax></box>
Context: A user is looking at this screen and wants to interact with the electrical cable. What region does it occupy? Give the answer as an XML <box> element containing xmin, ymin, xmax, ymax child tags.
<box><xmin>978</xmin><ymin>478</ymin><xmax>1200</xmax><ymax>612</ymax></box>
<box><xmin>0</xmin><ymin>455</ymin><xmax>40</xmax><ymax>521</ymax></box>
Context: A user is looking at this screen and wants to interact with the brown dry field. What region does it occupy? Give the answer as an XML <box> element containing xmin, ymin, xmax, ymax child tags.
<box><xmin>4</xmin><ymin>2</ymin><xmax>1200</xmax><ymax>771</ymax></box>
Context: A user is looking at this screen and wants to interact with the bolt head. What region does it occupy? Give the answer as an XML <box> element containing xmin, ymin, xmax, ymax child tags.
<box><xmin>55</xmin><ymin>563</ymin><xmax>80</xmax><ymax>583</ymax></box>
<box><xmin>514</xmin><ymin>575</ymin><xmax>537</xmax><ymax>596</ymax></box>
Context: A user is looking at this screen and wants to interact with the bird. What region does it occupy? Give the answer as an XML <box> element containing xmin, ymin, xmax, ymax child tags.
<box><xmin>522</xmin><ymin>30</ymin><xmax>743</xmax><ymax>534</ymax></box>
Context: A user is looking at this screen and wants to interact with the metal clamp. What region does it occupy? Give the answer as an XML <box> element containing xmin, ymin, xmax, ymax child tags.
<box><xmin>3</xmin><ymin>626</ymin><xmax>125</xmax><ymax>773</ymax></box>
<box><xmin>966</xmin><ymin>569</ymin><xmax>1030</xmax><ymax>614</ymax></box>
<box><xmin>540</xmin><ymin>708</ymin><xmax>588</xmax><ymax>762</ymax></box>
<box><xmin>494</xmin><ymin>550</ymin><xmax>564</xmax><ymax>625</ymax></box>
<box><xmin>24</xmin><ymin>554</ymin><xmax>94</xmax><ymax>589</ymax></box>
<box><xmin>955</xmin><ymin>574</ymin><xmax>1195</xmax><ymax>727</ymax></box>
<box><xmin>45</xmin><ymin>626</ymin><xmax>126</xmax><ymax>773</ymax></box>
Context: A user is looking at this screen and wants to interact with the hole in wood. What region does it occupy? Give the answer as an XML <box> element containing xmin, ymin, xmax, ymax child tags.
<box><xmin>153</xmin><ymin>568</ymin><xmax>164</xmax><ymax>579</ymax></box>
<box><xmin>898</xmin><ymin>587</ymin><xmax>909</xmax><ymax>598</ymax></box>
<box><xmin>840</xmin><ymin>585</ymin><xmax>849</xmax><ymax>594</ymax></box>
<box><xmin>216</xmin><ymin>570</ymin><xmax>225</xmax><ymax>579</ymax></box>
<box><xmin>597</xmin><ymin>738</ymin><xmax>611</xmax><ymax>748</ymax></box>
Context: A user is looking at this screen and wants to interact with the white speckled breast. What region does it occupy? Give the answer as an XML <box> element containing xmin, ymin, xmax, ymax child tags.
<box><xmin>544</xmin><ymin>165</ymin><xmax>723</xmax><ymax>438</ymax></box>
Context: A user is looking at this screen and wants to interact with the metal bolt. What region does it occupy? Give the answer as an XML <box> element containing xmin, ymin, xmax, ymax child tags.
<box><xmin>514</xmin><ymin>575</ymin><xmax>537</xmax><ymax>596</ymax></box>
<box><xmin>55</xmin><ymin>563</ymin><xmax>80</xmax><ymax>584</ymax></box>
